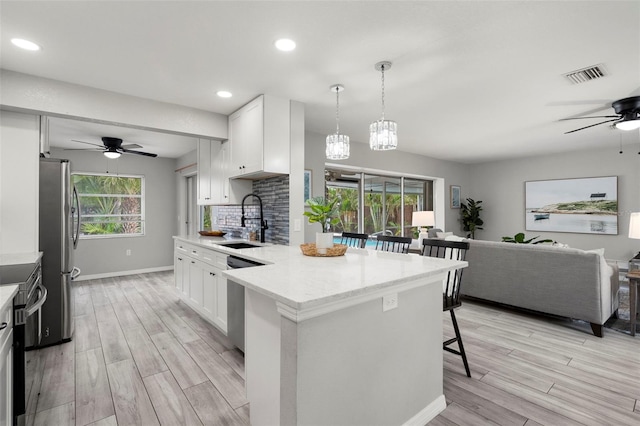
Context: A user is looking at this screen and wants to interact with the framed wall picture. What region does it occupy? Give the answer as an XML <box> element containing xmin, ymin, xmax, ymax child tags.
<box><xmin>304</xmin><ymin>169</ymin><xmax>312</xmax><ymax>203</ymax></box>
<box><xmin>525</xmin><ymin>176</ymin><xmax>618</xmax><ymax>235</ymax></box>
<box><xmin>450</xmin><ymin>185</ymin><xmax>461</xmax><ymax>209</ymax></box>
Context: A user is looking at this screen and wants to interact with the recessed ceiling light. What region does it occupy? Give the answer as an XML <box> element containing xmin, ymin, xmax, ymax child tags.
<box><xmin>11</xmin><ymin>38</ymin><xmax>41</xmax><ymax>51</ymax></box>
<box><xmin>275</xmin><ymin>38</ymin><xmax>296</xmax><ymax>52</ymax></box>
<box><xmin>216</xmin><ymin>91</ymin><xmax>233</xmax><ymax>98</ymax></box>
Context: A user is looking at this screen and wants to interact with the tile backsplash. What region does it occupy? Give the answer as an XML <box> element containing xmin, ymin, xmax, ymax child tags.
<box><xmin>212</xmin><ymin>175</ymin><xmax>290</xmax><ymax>245</ymax></box>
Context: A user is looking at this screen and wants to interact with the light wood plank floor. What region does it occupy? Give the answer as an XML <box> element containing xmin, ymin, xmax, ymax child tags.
<box><xmin>24</xmin><ymin>271</ymin><xmax>640</xmax><ymax>425</ymax></box>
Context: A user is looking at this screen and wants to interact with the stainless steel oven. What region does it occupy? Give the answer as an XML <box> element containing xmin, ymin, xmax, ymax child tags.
<box><xmin>23</xmin><ymin>277</ymin><xmax>47</xmax><ymax>349</ymax></box>
<box><xmin>0</xmin><ymin>261</ymin><xmax>44</xmax><ymax>426</ymax></box>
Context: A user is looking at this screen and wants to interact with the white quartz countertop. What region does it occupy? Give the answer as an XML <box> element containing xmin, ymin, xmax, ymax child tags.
<box><xmin>0</xmin><ymin>285</ymin><xmax>19</xmax><ymax>314</ymax></box>
<box><xmin>174</xmin><ymin>235</ymin><xmax>467</xmax><ymax>311</ymax></box>
<box><xmin>0</xmin><ymin>252</ymin><xmax>43</xmax><ymax>266</ymax></box>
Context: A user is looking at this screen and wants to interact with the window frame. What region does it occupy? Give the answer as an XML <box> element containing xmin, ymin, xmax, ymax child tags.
<box><xmin>73</xmin><ymin>172</ymin><xmax>146</xmax><ymax>239</ymax></box>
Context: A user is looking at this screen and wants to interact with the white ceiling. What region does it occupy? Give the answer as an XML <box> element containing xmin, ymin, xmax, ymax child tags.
<box><xmin>1</xmin><ymin>1</ymin><xmax>639</xmax><ymax>163</ymax></box>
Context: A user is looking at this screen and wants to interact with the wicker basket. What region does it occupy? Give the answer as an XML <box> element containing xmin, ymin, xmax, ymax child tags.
<box><xmin>300</xmin><ymin>243</ymin><xmax>348</xmax><ymax>257</ymax></box>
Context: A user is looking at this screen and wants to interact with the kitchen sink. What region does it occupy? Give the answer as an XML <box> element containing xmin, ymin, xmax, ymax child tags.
<box><xmin>218</xmin><ymin>242</ymin><xmax>262</xmax><ymax>249</ymax></box>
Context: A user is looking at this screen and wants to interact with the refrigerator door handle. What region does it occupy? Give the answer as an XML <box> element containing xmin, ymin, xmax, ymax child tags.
<box><xmin>72</xmin><ymin>186</ymin><xmax>80</xmax><ymax>249</ymax></box>
<box><xmin>70</xmin><ymin>267</ymin><xmax>81</xmax><ymax>280</ymax></box>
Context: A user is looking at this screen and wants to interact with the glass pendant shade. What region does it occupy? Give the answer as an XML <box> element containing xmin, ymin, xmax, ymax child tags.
<box><xmin>370</xmin><ymin>61</ymin><xmax>397</xmax><ymax>151</ymax></box>
<box><xmin>326</xmin><ymin>133</ymin><xmax>350</xmax><ymax>160</ymax></box>
<box><xmin>326</xmin><ymin>84</ymin><xmax>350</xmax><ymax>160</ymax></box>
<box><xmin>369</xmin><ymin>119</ymin><xmax>398</xmax><ymax>150</ymax></box>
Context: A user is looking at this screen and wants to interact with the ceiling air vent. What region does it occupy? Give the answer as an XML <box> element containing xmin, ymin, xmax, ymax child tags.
<box><xmin>564</xmin><ymin>64</ymin><xmax>607</xmax><ymax>84</ymax></box>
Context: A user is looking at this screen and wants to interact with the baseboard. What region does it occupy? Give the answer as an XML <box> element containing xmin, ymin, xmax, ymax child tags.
<box><xmin>403</xmin><ymin>395</ymin><xmax>447</xmax><ymax>426</ymax></box>
<box><xmin>74</xmin><ymin>265</ymin><xmax>173</xmax><ymax>281</ymax></box>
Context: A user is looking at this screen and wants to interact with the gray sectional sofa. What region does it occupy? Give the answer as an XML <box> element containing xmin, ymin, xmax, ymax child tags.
<box><xmin>461</xmin><ymin>239</ymin><xmax>619</xmax><ymax>337</ymax></box>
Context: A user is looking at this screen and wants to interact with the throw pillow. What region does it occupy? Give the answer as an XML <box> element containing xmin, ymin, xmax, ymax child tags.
<box><xmin>428</xmin><ymin>228</ymin><xmax>443</xmax><ymax>238</ymax></box>
<box><xmin>436</xmin><ymin>231</ymin><xmax>453</xmax><ymax>238</ymax></box>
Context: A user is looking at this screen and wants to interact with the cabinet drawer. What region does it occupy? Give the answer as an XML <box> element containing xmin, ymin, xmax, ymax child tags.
<box><xmin>175</xmin><ymin>242</ymin><xmax>201</xmax><ymax>258</ymax></box>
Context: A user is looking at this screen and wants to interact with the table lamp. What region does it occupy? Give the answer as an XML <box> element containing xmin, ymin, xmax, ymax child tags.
<box><xmin>412</xmin><ymin>211</ymin><xmax>435</xmax><ymax>248</ymax></box>
<box><xmin>629</xmin><ymin>212</ymin><xmax>640</xmax><ymax>273</ymax></box>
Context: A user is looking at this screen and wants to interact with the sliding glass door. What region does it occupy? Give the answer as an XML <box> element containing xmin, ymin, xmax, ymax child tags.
<box><xmin>326</xmin><ymin>168</ymin><xmax>432</xmax><ymax>238</ymax></box>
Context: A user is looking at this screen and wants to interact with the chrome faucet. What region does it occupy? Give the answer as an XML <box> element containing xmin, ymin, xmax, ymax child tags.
<box><xmin>241</xmin><ymin>193</ymin><xmax>268</xmax><ymax>243</ymax></box>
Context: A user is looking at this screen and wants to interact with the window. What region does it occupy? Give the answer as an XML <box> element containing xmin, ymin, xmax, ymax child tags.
<box><xmin>73</xmin><ymin>173</ymin><xmax>144</xmax><ymax>238</ymax></box>
<box><xmin>326</xmin><ymin>168</ymin><xmax>432</xmax><ymax>238</ymax></box>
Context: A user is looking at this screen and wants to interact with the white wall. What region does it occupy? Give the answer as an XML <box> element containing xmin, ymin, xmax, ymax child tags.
<box><xmin>304</xmin><ymin>130</ymin><xmax>473</xmax><ymax>242</ymax></box>
<box><xmin>470</xmin><ymin>145</ymin><xmax>640</xmax><ymax>261</ymax></box>
<box><xmin>0</xmin><ymin>110</ymin><xmax>40</xmax><ymax>254</ymax></box>
<box><xmin>51</xmin><ymin>148</ymin><xmax>177</xmax><ymax>277</ymax></box>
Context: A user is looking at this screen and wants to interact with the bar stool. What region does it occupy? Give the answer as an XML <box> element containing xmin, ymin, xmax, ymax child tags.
<box><xmin>340</xmin><ymin>232</ymin><xmax>369</xmax><ymax>249</ymax></box>
<box><xmin>374</xmin><ymin>235</ymin><xmax>412</xmax><ymax>254</ymax></box>
<box><xmin>421</xmin><ymin>239</ymin><xmax>471</xmax><ymax>377</ymax></box>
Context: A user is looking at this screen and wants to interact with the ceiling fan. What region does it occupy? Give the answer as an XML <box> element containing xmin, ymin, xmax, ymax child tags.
<box><xmin>70</xmin><ymin>137</ymin><xmax>158</xmax><ymax>158</ymax></box>
<box><xmin>561</xmin><ymin>96</ymin><xmax>640</xmax><ymax>134</ymax></box>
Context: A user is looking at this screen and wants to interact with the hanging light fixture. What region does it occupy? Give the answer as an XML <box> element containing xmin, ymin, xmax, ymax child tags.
<box><xmin>104</xmin><ymin>147</ymin><xmax>121</xmax><ymax>159</ymax></box>
<box><xmin>326</xmin><ymin>84</ymin><xmax>350</xmax><ymax>160</ymax></box>
<box><xmin>370</xmin><ymin>61</ymin><xmax>397</xmax><ymax>151</ymax></box>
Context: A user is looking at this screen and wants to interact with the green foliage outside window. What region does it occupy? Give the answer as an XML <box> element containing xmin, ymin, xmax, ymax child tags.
<box><xmin>73</xmin><ymin>174</ymin><xmax>144</xmax><ymax>237</ymax></box>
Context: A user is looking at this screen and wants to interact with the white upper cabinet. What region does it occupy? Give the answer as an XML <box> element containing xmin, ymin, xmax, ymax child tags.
<box><xmin>197</xmin><ymin>139</ymin><xmax>250</xmax><ymax>205</ymax></box>
<box><xmin>228</xmin><ymin>95</ymin><xmax>290</xmax><ymax>178</ymax></box>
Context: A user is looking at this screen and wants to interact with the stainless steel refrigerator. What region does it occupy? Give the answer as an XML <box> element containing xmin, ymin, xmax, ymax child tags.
<box><xmin>38</xmin><ymin>158</ymin><xmax>81</xmax><ymax>347</ymax></box>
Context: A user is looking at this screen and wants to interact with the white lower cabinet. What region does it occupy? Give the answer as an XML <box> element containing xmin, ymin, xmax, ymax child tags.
<box><xmin>174</xmin><ymin>240</ymin><xmax>228</xmax><ymax>333</ymax></box>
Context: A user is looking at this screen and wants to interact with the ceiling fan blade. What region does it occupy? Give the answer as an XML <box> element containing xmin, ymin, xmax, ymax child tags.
<box><xmin>121</xmin><ymin>148</ymin><xmax>158</xmax><ymax>158</ymax></box>
<box><xmin>564</xmin><ymin>119</ymin><xmax>619</xmax><ymax>134</ymax></box>
<box><xmin>559</xmin><ymin>115</ymin><xmax>620</xmax><ymax>121</ymax></box>
<box><xmin>121</xmin><ymin>143</ymin><xmax>142</xmax><ymax>149</ymax></box>
<box><xmin>71</xmin><ymin>139</ymin><xmax>104</xmax><ymax>148</ymax></box>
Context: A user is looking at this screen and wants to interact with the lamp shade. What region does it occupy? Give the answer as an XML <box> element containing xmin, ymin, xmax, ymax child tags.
<box><xmin>412</xmin><ymin>211</ymin><xmax>435</xmax><ymax>227</ymax></box>
<box><xmin>629</xmin><ymin>212</ymin><xmax>640</xmax><ymax>239</ymax></box>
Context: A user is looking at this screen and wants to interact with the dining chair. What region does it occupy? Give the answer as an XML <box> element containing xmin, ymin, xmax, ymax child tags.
<box><xmin>340</xmin><ymin>232</ymin><xmax>369</xmax><ymax>249</ymax></box>
<box><xmin>421</xmin><ymin>239</ymin><xmax>471</xmax><ymax>377</ymax></box>
<box><xmin>374</xmin><ymin>235</ymin><xmax>412</xmax><ymax>254</ymax></box>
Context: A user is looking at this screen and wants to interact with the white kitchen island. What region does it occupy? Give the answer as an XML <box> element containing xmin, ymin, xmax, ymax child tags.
<box><xmin>219</xmin><ymin>243</ymin><xmax>467</xmax><ymax>426</ymax></box>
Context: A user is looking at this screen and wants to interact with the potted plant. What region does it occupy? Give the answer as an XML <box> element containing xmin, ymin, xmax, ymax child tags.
<box><xmin>304</xmin><ymin>196</ymin><xmax>339</xmax><ymax>253</ymax></box>
<box><xmin>460</xmin><ymin>198</ymin><xmax>483</xmax><ymax>239</ymax></box>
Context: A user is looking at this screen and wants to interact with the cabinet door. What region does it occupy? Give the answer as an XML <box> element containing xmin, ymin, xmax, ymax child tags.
<box><xmin>182</xmin><ymin>258</ymin><xmax>191</xmax><ymax>299</ymax></box>
<box><xmin>188</xmin><ymin>259</ymin><xmax>204</xmax><ymax>308</ymax></box>
<box><xmin>202</xmin><ymin>265</ymin><xmax>218</xmax><ymax>318</ymax></box>
<box><xmin>229</xmin><ymin>96</ymin><xmax>263</xmax><ymax>176</ymax></box>
<box><xmin>174</xmin><ymin>254</ymin><xmax>185</xmax><ymax>294</ymax></box>
<box><xmin>216</xmin><ymin>275</ymin><xmax>228</xmax><ymax>331</ymax></box>
<box><xmin>197</xmin><ymin>140</ymin><xmax>212</xmax><ymax>204</ymax></box>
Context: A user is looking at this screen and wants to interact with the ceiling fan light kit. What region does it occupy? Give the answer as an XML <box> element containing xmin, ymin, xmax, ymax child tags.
<box><xmin>370</xmin><ymin>61</ymin><xmax>398</xmax><ymax>151</ymax></box>
<box><xmin>563</xmin><ymin>96</ymin><xmax>640</xmax><ymax>134</ymax></box>
<box><xmin>326</xmin><ymin>84</ymin><xmax>350</xmax><ymax>160</ymax></box>
<box><xmin>104</xmin><ymin>148</ymin><xmax>121</xmax><ymax>159</ymax></box>
<box><xmin>69</xmin><ymin>136</ymin><xmax>158</xmax><ymax>158</ymax></box>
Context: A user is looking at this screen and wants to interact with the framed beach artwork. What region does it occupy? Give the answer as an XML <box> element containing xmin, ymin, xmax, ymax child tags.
<box><xmin>450</xmin><ymin>185</ymin><xmax>461</xmax><ymax>209</ymax></box>
<box><xmin>525</xmin><ymin>176</ymin><xmax>618</xmax><ymax>235</ymax></box>
<box><xmin>304</xmin><ymin>170</ymin><xmax>312</xmax><ymax>203</ymax></box>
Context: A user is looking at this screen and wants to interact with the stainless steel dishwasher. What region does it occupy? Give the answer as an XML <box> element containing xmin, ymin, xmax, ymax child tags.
<box><xmin>226</xmin><ymin>255</ymin><xmax>263</xmax><ymax>353</ymax></box>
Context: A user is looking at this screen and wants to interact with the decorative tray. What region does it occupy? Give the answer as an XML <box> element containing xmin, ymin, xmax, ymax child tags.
<box><xmin>300</xmin><ymin>243</ymin><xmax>348</xmax><ymax>257</ymax></box>
<box><xmin>199</xmin><ymin>230</ymin><xmax>226</xmax><ymax>237</ymax></box>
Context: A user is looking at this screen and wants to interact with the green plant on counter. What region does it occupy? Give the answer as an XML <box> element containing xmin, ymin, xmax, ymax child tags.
<box><xmin>461</xmin><ymin>198</ymin><xmax>483</xmax><ymax>239</ymax></box>
<box><xmin>502</xmin><ymin>232</ymin><xmax>554</xmax><ymax>244</ymax></box>
<box><xmin>303</xmin><ymin>196</ymin><xmax>339</xmax><ymax>233</ymax></box>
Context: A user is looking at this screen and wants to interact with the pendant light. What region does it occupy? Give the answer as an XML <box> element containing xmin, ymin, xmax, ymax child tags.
<box><xmin>370</xmin><ymin>61</ymin><xmax>397</xmax><ymax>151</ymax></box>
<box><xmin>326</xmin><ymin>84</ymin><xmax>350</xmax><ymax>160</ymax></box>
